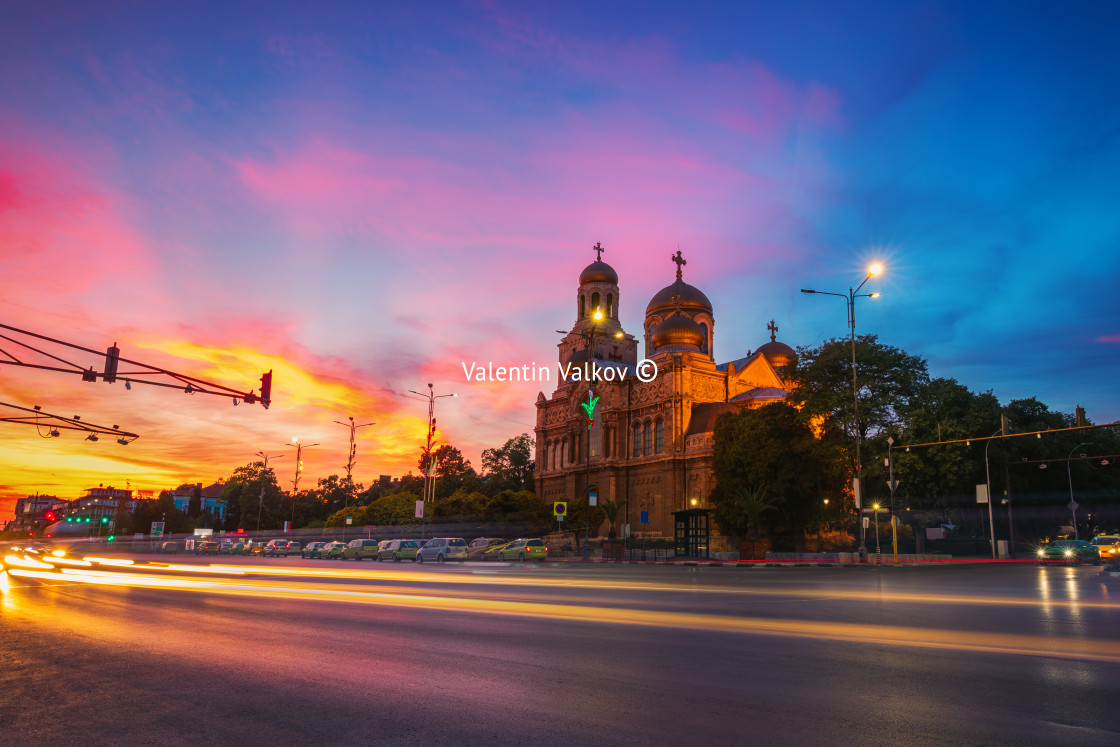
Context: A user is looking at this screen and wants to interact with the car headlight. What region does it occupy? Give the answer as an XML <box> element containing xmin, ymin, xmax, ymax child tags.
<box><xmin>1037</xmin><ymin>550</ymin><xmax>1045</xmax><ymax>557</ymax></box>
<box><xmin>1064</xmin><ymin>549</ymin><xmax>1073</xmax><ymax>556</ymax></box>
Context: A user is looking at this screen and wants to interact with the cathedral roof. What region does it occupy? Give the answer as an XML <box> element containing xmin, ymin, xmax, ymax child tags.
<box><xmin>579</xmin><ymin>260</ymin><xmax>618</xmax><ymax>285</ymax></box>
<box><xmin>685</xmin><ymin>402</ymin><xmax>739</xmax><ymax>437</ymax></box>
<box><xmin>731</xmin><ymin>387</ymin><xmax>790</xmax><ymax>403</ymax></box>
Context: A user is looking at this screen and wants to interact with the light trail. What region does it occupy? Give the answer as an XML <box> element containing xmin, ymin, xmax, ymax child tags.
<box><xmin>6</xmin><ymin>565</ymin><xmax>1120</xmax><ymax>664</ymax></box>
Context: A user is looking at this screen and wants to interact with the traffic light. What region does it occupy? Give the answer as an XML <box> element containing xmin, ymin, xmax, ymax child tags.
<box><xmin>45</xmin><ymin>512</ymin><xmax>55</xmax><ymax>522</ymax></box>
<box><xmin>104</xmin><ymin>343</ymin><xmax>120</xmax><ymax>383</ymax></box>
<box><xmin>260</xmin><ymin>370</ymin><xmax>272</xmax><ymax>410</ymax></box>
<box><xmin>101</xmin><ymin>516</ymin><xmax>109</xmax><ymax>524</ymax></box>
<box><xmin>107</xmin><ymin>534</ymin><xmax>115</xmax><ymax>542</ymax></box>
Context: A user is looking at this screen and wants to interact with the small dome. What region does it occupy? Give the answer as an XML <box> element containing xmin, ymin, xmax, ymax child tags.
<box><xmin>646</xmin><ymin>279</ymin><xmax>712</xmax><ymax>316</ymax></box>
<box><xmin>651</xmin><ymin>313</ymin><xmax>705</xmax><ymax>350</ymax></box>
<box><xmin>756</xmin><ymin>340</ymin><xmax>796</xmax><ymax>371</ymax></box>
<box><xmin>580</xmin><ymin>260</ymin><xmax>618</xmax><ymax>285</ymax></box>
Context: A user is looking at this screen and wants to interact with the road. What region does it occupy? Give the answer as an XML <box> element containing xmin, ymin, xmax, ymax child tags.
<box><xmin>2</xmin><ymin>552</ymin><xmax>1119</xmax><ymax>745</ymax></box>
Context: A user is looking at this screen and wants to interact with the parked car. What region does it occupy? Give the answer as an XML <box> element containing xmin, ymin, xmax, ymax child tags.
<box><xmin>416</xmin><ymin>537</ymin><xmax>468</xmax><ymax>563</ymax></box>
<box><xmin>1091</xmin><ymin>535</ymin><xmax>1120</xmax><ymax>563</ymax></box>
<box><xmin>377</xmin><ymin>539</ymin><xmax>420</xmax><ymax>561</ymax></box>
<box><xmin>285</xmin><ymin>540</ymin><xmax>302</xmax><ymax>555</ymax></box>
<box><xmin>263</xmin><ymin>539</ymin><xmax>294</xmax><ymax>557</ymax></box>
<box><xmin>466</xmin><ymin>537</ymin><xmax>505</xmax><ymax>560</ymax></box>
<box><xmin>194</xmin><ymin>540</ymin><xmax>220</xmax><ymax>555</ymax></box>
<box><xmin>480</xmin><ymin>540</ymin><xmax>516</xmax><ymax>561</ymax></box>
<box><xmin>1037</xmin><ymin>539</ymin><xmax>1101</xmax><ymax>565</ymax></box>
<box><xmin>494</xmin><ymin>538</ymin><xmax>548</xmax><ymax>561</ymax></box>
<box><xmin>319</xmin><ymin>541</ymin><xmax>347</xmax><ymax>559</ymax></box>
<box><xmin>219</xmin><ymin>539</ymin><xmax>236</xmax><ymax>554</ymax></box>
<box><xmin>342</xmin><ymin>539</ymin><xmax>380</xmax><ymax>561</ymax></box>
<box><xmin>232</xmin><ymin>540</ymin><xmax>264</xmax><ymax>556</ymax></box>
<box><xmin>301</xmin><ymin>541</ymin><xmax>327</xmax><ymax>559</ymax></box>
<box><xmin>160</xmin><ymin>541</ymin><xmax>179</xmax><ymax>554</ymax></box>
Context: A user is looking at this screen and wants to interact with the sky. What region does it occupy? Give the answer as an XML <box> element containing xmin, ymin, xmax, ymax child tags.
<box><xmin>2</xmin><ymin>0</ymin><xmax>1118</xmax><ymax>522</ymax></box>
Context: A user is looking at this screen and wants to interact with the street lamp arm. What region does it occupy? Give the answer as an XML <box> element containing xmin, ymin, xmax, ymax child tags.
<box><xmin>853</xmin><ymin>271</ymin><xmax>875</xmax><ymax>295</ymax></box>
<box><xmin>801</xmin><ymin>289</ymin><xmax>848</xmax><ymax>300</ymax></box>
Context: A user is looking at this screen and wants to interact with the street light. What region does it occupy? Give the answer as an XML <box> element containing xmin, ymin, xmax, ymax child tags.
<box><xmin>1068</xmin><ymin>442</ymin><xmax>1091</xmax><ymax>539</ymax></box>
<box><xmin>287</xmin><ymin>438</ymin><xmax>319</xmax><ymax>532</ymax></box>
<box><xmin>557</xmin><ymin>305</ymin><xmax>620</xmax><ymax>561</ymax></box>
<box><xmin>802</xmin><ymin>263</ymin><xmax>882</xmax><ymax>559</ymax></box>
<box><xmin>407</xmin><ymin>384</ymin><xmax>459</xmax><ymax>539</ymax></box>
<box><xmin>872</xmin><ymin>503</ymin><xmax>881</xmax><ymax>563</ymax></box>
<box><xmin>334</xmin><ymin>416</ymin><xmax>375</xmax><ymax>507</ymax></box>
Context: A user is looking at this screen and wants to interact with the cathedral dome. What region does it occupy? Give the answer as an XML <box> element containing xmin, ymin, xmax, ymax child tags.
<box><xmin>645</xmin><ymin>279</ymin><xmax>712</xmax><ymax>316</ymax></box>
<box><xmin>651</xmin><ymin>313</ymin><xmax>705</xmax><ymax>350</ymax></box>
<box><xmin>580</xmin><ymin>260</ymin><xmax>618</xmax><ymax>285</ymax></box>
<box><xmin>756</xmin><ymin>340</ymin><xmax>796</xmax><ymax>371</ymax></box>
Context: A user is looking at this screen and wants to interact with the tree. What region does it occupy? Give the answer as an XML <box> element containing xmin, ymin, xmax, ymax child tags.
<box><xmin>712</xmin><ymin>484</ymin><xmax>778</xmax><ymax>541</ymax></box>
<box><xmin>187</xmin><ymin>483</ymin><xmax>202</xmax><ymax>518</ymax></box>
<box><xmin>602</xmin><ymin>499</ymin><xmax>626</xmax><ymax>539</ymax></box>
<box><xmin>218</xmin><ymin>461</ymin><xmax>285</xmax><ymax>531</ymax></box>
<box><xmin>788</xmin><ymin>334</ymin><xmax>930</xmax><ymax>450</ymax></box>
<box><xmin>418</xmin><ymin>444</ymin><xmax>480</xmax><ymax>498</ymax></box>
<box><xmin>482</xmin><ymin>434</ymin><xmax>535</xmax><ymax>492</ymax></box>
<box><xmin>712</xmin><ymin>403</ymin><xmax>847</xmax><ymax>548</ymax></box>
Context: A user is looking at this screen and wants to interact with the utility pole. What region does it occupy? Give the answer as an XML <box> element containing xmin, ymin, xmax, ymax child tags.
<box><xmin>288</xmin><ymin>438</ymin><xmax>319</xmax><ymax>531</ymax></box>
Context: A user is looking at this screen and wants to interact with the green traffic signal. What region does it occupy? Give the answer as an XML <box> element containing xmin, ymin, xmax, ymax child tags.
<box><xmin>101</xmin><ymin>517</ymin><xmax>108</xmax><ymax>524</ymax></box>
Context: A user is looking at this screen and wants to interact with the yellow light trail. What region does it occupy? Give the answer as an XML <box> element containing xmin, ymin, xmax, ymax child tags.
<box><xmin>7</xmin><ymin>565</ymin><xmax>1120</xmax><ymax>665</ymax></box>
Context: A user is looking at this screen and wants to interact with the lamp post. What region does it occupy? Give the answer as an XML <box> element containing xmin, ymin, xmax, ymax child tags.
<box><xmin>334</xmin><ymin>416</ymin><xmax>375</xmax><ymax>508</ymax></box>
<box><xmin>287</xmin><ymin>438</ymin><xmax>319</xmax><ymax>532</ymax></box>
<box><xmin>1068</xmin><ymin>442</ymin><xmax>1091</xmax><ymax>539</ymax></box>
<box><xmin>982</xmin><ymin>427</ymin><xmax>1002</xmax><ymax>559</ymax></box>
<box><xmin>557</xmin><ymin>306</ymin><xmax>622</xmax><ymax>561</ymax></box>
<box><xmin>802</xmin><ymin>263</ymin><xmax>881</xmax><ymax>559</ymax></box>
<box><xmin>408</xmin><ymin>384</ymin><xmax>458</xmax><ymax>539</ymax></box>
<box><xmin>872</xmin><ymin>503</ymin><xmax>881</xmax><ymax>563</ymax></box>
<box><xmin>254</xmin><ymin>451</ymin><xmax>282</xmax><ymax>533</ymax></box>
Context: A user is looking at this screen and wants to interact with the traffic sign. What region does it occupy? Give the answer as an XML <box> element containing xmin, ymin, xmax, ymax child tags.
<box><xmin>553</xmin><ymin>501</ymin><xmax>567</xmax><ymax>517</ymax></box>
<box><xmin>589</xmin><ymin>492</ymin><xmax>597</xmax><ymax>507</ymax></box>
<box><xmin>640</xmin><ymin>510</ymin><xmax>649</xmax><ymax>524</ymax></box>
<box><xmin>150</xmin><ymin>521</ymin><xmax>165</xmax><ymax>537</ymax></box>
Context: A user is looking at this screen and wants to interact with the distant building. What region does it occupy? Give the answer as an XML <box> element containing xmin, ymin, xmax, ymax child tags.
<box><xmin>3</xmin><ymin>494</ymin><xmax>66</xmax><ymax>535</ymax></box>
<box><xmin>170</xmin><ymin>482</ymin><xmax>228</xmax><ymax>520</ymax></box>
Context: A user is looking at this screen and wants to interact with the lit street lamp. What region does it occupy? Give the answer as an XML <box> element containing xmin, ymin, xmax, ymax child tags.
<box><xmin>408</xmin><ymin>384</ymin><xmax>459</xmax><ymax>539</ymax></box>
<box><xmin>557</xmin><ymin>305</ymin><xmax>623</xmax><ymax>561</ymax></box>
<box><xmin>802</xmin><ymin>263</ymin><xmax>882</xmax><ymax>559</ymax></box>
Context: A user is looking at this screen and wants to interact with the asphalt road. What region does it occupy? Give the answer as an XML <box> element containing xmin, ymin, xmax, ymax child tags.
<box><xmin>2</xmin><ymin>554</ymin><xmax>1119</xmax><ymax>746</ymax></box>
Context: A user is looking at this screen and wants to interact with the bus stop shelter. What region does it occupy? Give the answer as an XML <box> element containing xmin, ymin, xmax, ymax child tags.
<box><xmin>673</xmin><ymin>508</ymin><xmax>711</xmax><ymax>559</ymax></box>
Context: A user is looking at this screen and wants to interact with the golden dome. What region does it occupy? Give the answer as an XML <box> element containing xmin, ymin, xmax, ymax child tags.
<box><xmin>651</xmin><ymin>313</ymin><xmax>705</xmax><ymax>350</ymax></box>
<box><xmin>756</xmin><ymin>340</ymin><xmax>796</xmax><ymax>371</ymax></box>
<box><xmin>646</xmin><ymin>279</ymin><xmax>712</xmax><ymax>316</ymax></box>
<box><xmin>580</xmin><ymin>260</ymin><xmax>618</xmax><ymax>285</ymax></box>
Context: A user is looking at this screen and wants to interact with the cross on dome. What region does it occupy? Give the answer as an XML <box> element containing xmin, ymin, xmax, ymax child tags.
<box><xmin>671</xmin><ymin>249</ymin><xmax>686</xmax><ymax>280</ymax></box>
<box><xmin>768</xmin><ymin>319</ymin><xmax>778</xmax><ymax>342</ymax></box>
<box><xmin>593</xmin><ymin>242</ymin><xmax>605</xmax><ymax>262</ymax></box>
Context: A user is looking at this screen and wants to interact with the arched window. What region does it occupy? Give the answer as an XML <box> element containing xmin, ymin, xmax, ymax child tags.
<box><xmin>579</xmin><ymin>295</ymin><xmax>586</xmax><ymax>319</ymax></box>
<box><xmin>698</xmin><ymin>322</ymin><xmax>709</xmax><ymax>354</ymax></box>
<box><xmin>591</xmin><ymin>292</ymin><xmax>601</xmax><ymax>317</ymax></box>
<box><xmin>643</xmin><ymin>422</ymin><xmax>652</xmax><ymax>456</ymax></box>
<box><xmin>606</xmin><ymin>293</ymin><xmax>614</xmax><ymax>318</ymax></box>
<box><xmin>655</xmin><ymin>419</ymin><xmax>664</xmax><ymax>453</ymax></box>
<box><xmin>632</xmin><ymin>422</ymin><xmax>641</xmax><ymax>458</ymax></box>
<box><xmin>561</xmin><ymin>440</ymin><xmax>567</xmax><ymax>467</ymax></box>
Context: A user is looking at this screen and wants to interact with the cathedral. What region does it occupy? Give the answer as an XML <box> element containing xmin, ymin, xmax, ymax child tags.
<box><xmin>534</xmin><ymin>246</ymin><xmax>798</xmax><ymax>540</ymax></box>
